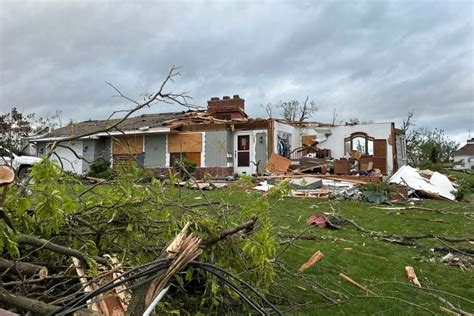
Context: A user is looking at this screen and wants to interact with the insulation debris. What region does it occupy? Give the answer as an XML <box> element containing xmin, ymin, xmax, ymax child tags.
<box><xmin>253</xmin><ymin>176</ymin><xmax>361</xmax><ymax>200</ymax></box>
<box><xmin>389</xmin><ymin>165</ymin><xmax>456</xmax><ymax>201</ymax></box>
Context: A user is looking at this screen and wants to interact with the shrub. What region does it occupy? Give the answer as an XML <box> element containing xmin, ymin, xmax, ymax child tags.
<box><xmin>172</xmin><ymin>157</ymin><xmax>197</xmax><ymax>180</ymax></box>
<box><xmin>360</xmin><ymin>181</ymin><xmax>394</xmax><ymax>196</ymax></box>
<box><xmin>417</xmin><ymin>160</ymin><xmax>446</xmax><ymax>173</ymax></box>
<box><xmin>87</xmin><ymin>159</ymin><xmax>115</xmax><ymax>179</ymax></box>
<box><xmin>453</xmin><ymin>177</ymin><xmax>474</xmax><ymax>201</ymax></box>
<box><xmin>236</xmin><ymin>174</ymin><xmax>254</xmax><ymax>187</ymax></box>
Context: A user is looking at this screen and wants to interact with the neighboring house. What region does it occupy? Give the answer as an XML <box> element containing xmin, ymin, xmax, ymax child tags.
<box><xmin>32</xmin><ymin>95</ymin><xmax>407</xmax><ymax>177</ymax></box>
<box><xmin>452</xmin><ymin>138</ymin><xmax>474</xmax><ymax>170</ymax></box>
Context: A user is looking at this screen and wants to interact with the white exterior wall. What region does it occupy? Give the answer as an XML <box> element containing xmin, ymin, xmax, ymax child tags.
<box><xmin>273</xmin><ymin>121</ymin><xmax>301</xmax><ymax>153</ymax></box>
<box><xmin>50</xmin><ymin>141</ymin><xmax>84</xmax><ymax>174</ymax></box>
<box><xmin>453</xmin><ymin>155</ymin><xmax>474</xmax><ymax>170</ymax></box>
<box><xmin>300</xmin><ymin>123</ymin><xmax>395</xmax><ymax>174</ymax></box>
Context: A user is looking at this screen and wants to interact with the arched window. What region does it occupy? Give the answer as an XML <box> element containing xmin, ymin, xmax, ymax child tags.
<box><xmin>344</xmin><ymin>132</ymin><xmax>374</xmax><ymax>155</ymax></box>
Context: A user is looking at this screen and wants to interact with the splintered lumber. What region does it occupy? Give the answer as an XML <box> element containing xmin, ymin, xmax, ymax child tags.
<box><xmin>0</xmin><ymin>259</ymin><xmax>48</xmax><ymax>278</ymax></box>
<box><xmin>405</xmin><ymin>266</ymin><xmax>421</xmax><ymax>287</ymax></box>
<box><xmin>339</xmin><ymin>273</ymin><xmax>377</xmax><ymax>296</ymax></box>
<box><xmin>72</xmin><ymin>256</ymin><xmax>128</xmax><ymax>315</ymax></box>
<box><xmin>298</xmin><ymin>250</ymin><xmax>324</xmax><ymax>272</ymax></box>
<box><xmin>145</xmin><ymin>223</ymin><xmax>202</xmax><ymax>305</ymax></box>
<box><xmin>127</xmin><ymin>223</ymin><xmax>202</xmax><ymax>315</ymax></box>
<box><xmin>266</xmin><ymin>153</ymin><xmax>291</xmax><ymax>174</ymax></box>
<box><xmin>72</xmin><ymin>258</ymin><xmax>101</xmax><ymax>314</ymax></box>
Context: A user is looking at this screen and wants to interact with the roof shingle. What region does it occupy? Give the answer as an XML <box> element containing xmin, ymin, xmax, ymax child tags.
<box><xmin>453</xmin><ymin>143</ymin><xmax>474</xmax><ymax>156</ymax></box>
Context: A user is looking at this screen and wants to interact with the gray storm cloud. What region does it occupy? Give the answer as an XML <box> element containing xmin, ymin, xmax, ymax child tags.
<box><xmin>0</xmin><ymin>0</ymin><xmax>473</xmax><ymax>143</ymax></box>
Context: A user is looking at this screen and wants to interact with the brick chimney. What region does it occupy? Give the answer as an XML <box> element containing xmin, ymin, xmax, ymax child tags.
<box><xmin>207</xmin><ymin>95</ymin><xmax>246</xmax><ymax>120</ymax></box>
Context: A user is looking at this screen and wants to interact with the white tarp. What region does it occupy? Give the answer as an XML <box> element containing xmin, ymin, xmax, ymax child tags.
<box><xmin>389</xmin><ymin>165</ymin><xmax>456</xmax><ymax>200</ymax></box>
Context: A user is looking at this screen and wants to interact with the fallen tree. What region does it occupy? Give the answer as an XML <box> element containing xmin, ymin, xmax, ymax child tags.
<box><xmin>0</xmin><ymin>69</ymin><xmax>280</xmax><ymax>315</ymax></box>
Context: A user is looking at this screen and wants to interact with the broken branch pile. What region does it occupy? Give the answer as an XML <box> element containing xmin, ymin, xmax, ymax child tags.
<box><xmin>0</xmin><ymin>160</ymin><xmax>282</xmax><ymax>315</ymax></box>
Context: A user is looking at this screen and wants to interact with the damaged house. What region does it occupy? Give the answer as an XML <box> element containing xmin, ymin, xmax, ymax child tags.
<box><xmin>31</xmin><ymin>95</ymin><xmax>407</xmax><ymax>177</ymax></box>
<box><xmin>452</xmin><ymin>138</ymin><xmax>474</xmax><ymax>170</ymax></box>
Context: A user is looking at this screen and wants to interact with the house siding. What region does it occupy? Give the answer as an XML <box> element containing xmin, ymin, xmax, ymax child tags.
<box><xmin>395</xmin><ymin>133</ymin><xmax>407</xmax><ymax>167</ymax></box>
<box><xmin>255</xmin><ymin>132</ymin><xmax>267</xmax><ymax>174</ymax></box>
<box><xmin>82</xmin><ymin>140</ymin><xmax>96</xmax><ymax>173</ymax></box>
<box><xmin>453</xmin><ymin>155</ymin><xmax>474</xmax><ymax>170</ymax></box>
<box><xmin>204</xmin><ymin>131</ymin><xmax>229</xmax><ymax>167</ymax></box>
<box><xmin>104</xmin><ymin>137</ymin><xmax>112</xmax><ymax>163</ymax></box>
<box><xmin>227</xmin><ymin>132</ymin><xmax>234</xmax><ymax>166</ymax></box>
<box><xmin>144</xmin><ymin>134</ymin><xmax>167</xmax><ymax>168</ymax></box>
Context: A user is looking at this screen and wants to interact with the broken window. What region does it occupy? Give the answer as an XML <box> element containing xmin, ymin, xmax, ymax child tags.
<box><xmin>344</xmin><ymin>132</ymin><xmax>374</xmax><ymax>155</ymax></box>
<box><xmin>277</xmin><ymin>131</ymin><xmax>292</xmax><ymax>158</ymax></box>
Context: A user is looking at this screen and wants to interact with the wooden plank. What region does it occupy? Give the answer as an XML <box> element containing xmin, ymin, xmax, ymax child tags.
<box><xmin>168</xmin><ymin>133</ymin><xmax>202</xmax><ymax>153</ymax></box>
<box><xmin>302</xmin><ymin>135</ymin><xmax>317</xmax><ymax>146</ymax></box>
<box><xmin>266</xmin><ymin>152</ymin><xmax>291</xmax><ymax>174</ymax></box>
<box><xmin>112</xmin><ymin>135</ymin><xmax>143</xmax><ymax>155</ymax></box>
<box><xmin>258</xmin><ymin>174</ymin><xmax>382</xmax><ymax>183</ymax></box>
<box><xmin>185</xmin><ymin>152</ymin><xmax>201</xmax><ymax>166</ymax></box>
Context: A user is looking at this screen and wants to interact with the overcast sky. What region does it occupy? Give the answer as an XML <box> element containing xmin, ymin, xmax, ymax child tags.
<box><xmin>1</xmin><ymin>0</ymin><xmax>473</xmax><ymax>144</ymax></box>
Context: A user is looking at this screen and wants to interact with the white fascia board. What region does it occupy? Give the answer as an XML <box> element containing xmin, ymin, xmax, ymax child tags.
<box><xmin>32</xmin><ymin>127</ymin><xmax>171</xmax><ymax>142</ymax></box>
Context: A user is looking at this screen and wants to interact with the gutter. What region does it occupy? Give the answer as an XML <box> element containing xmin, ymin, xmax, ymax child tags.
<box><xmin>30</xmin><ymin>127</ymin><xmax>171</xmax><ymax>142</ymax></box>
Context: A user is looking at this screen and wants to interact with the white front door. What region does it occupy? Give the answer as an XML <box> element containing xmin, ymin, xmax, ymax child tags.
<box><xmin>234</xmin><ymin>133</ymin><xmax>255</xmax><ymax>175</ymax></box>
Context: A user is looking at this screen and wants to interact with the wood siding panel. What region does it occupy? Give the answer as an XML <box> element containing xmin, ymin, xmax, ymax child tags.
<box><xmin>168</xmin><ymin>133</ymin><xmax>202</xmax><ymax>153</ymax></box>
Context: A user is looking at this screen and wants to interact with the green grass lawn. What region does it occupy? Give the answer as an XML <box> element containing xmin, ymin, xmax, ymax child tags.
<box><xmin>203</xmin><ymin>187</ymin><xmax>474</xmax><ymax>315</ymax></box>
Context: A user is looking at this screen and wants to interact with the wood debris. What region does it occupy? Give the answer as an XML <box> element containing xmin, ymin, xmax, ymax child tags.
<box><xmin>405</xmin><ymin>266</ymin><xmax>421</xmax><ymax>287</ymax></box>
<box><xmin>266</xmin><ymin>153</ymin><xmax>291</xmax><ymax>174</ymax></box>
<box><xmin>0</xmin><ymin>166</ymin><xmax>15</xmax><ymax>186</ymax></box>
<box><xmin>339</xmin><ymin>273</ymin><xmax>377</xmax><ymax>296</ymax></box>
<box><xmin>298</xmin><ymin>250</ymin><xmax>324</xmax><ymax>272</ymax></box>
